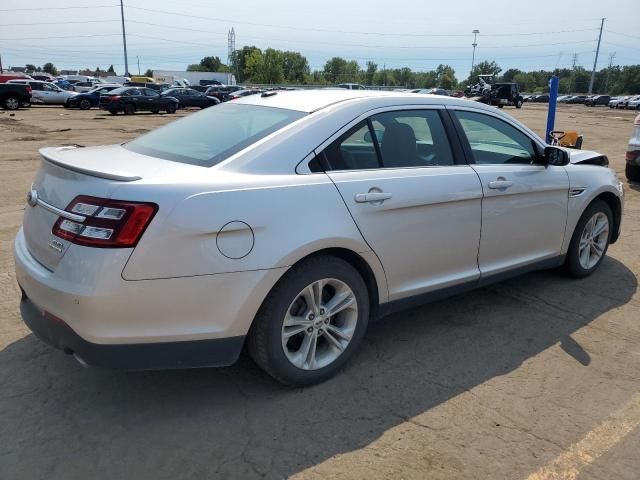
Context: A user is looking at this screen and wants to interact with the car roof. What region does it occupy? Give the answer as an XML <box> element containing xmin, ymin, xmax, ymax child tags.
<box><xmin>233</xmin><ymin>88</ymin><xmax>490</xmax><ymax>113</ymax></box>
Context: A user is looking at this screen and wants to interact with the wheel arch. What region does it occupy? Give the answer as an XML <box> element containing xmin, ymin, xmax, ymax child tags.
<box><xmin>593</xmin><ymin>191</ymin><xmax>622</xmax><ymax>243</ymax></box>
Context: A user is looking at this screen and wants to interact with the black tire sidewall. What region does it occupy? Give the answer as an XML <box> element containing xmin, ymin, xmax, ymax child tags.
<box><xmin>626</xmin><ymin>163</ymin><xmax>640</xmax><ymax>182</ymax></box>
<box><xmin>166</xmin><ymin>103</ymin><xmax>177</xmax><ymax>113</ymax></box>
<box><xmin>124</xmin><ymin>104</ymin><xmax>135</xmax><ymax>115</ymax></box>
<box><xmin>79</xmin><ymin>99</ymin><xmax>91</xmax><ymax>110</ymax></box>
<box><xmin>566</xmin><ymin>200</ymin><xmax>613</xmax><ymax>278</ymax></box>
<box><xmin>4</xmin><ymin>96</ymin><xmax>20</xmax><ymax>110</ymax></box>
<box><xmin>249</xmin><ymin>256</ymin><xmax>370</xmax><ymax>386</ymax></box>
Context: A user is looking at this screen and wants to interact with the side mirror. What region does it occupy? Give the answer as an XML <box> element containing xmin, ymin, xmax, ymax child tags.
<box><xmin>543</xmin><ymin>146</ymin><xmax>570</xmax><ymax>166</ymax></box>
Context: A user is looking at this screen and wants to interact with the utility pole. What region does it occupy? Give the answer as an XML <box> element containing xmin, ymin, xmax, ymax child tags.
<box><xmin>0</xmin><ymin>53</ymin><xmax>3</xmax><ymax>73</ymax></box>
<box><xmin>569</xmin><ymin>53</ymin><xmax>578</xmax><ymax>93</ymax></box>
<box><xmin>136</xmin><ymin>56</ymin><xmax>140</xmax><ymax>75</ymax></box>
<box><xmin>588</xmin><ymin>17</ymin><xmax>605</xmax><ymax>94</ymax></box>
<box><xmin>228</xmin><ymin>27</ymin><xmax>236</xmax><ymax>81</ymax></box>
<box><xmin>471</xmin><ymin>29</ymin><xmax>480</xmax><ymax>79</ymax></box>
<box><xmin>119</xmin><ymin>0</ymin><xmax>130</xmax><ymax>76</ymax></box>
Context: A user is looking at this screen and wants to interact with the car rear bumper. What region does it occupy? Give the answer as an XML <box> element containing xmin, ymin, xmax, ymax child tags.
<box><xmin>20</xmin><ymin>293</ymin><xmax>245</xmax><ymax>369</ymax></box>
<box><xmin>14</xmin><ymin>227</ymin><xmax>287</xmax><ymax>368</ymax></box>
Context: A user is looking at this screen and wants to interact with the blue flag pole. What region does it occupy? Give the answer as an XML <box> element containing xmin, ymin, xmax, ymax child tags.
<box><xmin>546</xmin><ymin>76</ymin><xmax>560</xmax><ymax>143</ymax></box>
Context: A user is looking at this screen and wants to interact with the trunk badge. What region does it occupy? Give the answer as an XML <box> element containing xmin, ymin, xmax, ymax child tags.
<box><xmin>26</xmin><ymin>189</ymin><xmax>38</xmax><ymax>207</ymax></box>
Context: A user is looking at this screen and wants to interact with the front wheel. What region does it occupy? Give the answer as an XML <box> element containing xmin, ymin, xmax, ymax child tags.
<box><xmin>165</xmin><ymin>103</ymin><xmax>177</xmax><ymax>114</ymax></box>
<box><xmin>79</xmin><ymin>99</ymin><xmax>91</xmax><ymax>110</ymax></box>
<box><xmin>626</xmin><ymin>163</ymin><xmax>640</xmax><ymax>182</ymax></box>
<box><xmin>515</xmin><ymin>99</ymin><xmax>523</xmax><ymax>108</ymax></box>
<box><xmin>124</xmin><ymin>103</ymin><xmax>135</xmax><ymax>115</ymax></box>
<box><xmin>3</xmin><ymin>96</ymin><xmax>20</xmax><ymax>110</ymax></box>
<box><xmin>565</xmin><ymin>200</ymin><xmax>613</xmax><ymax>278</ymax></box>
<box><xmin>248</xmin><ymin>255</ymin><xmax>369</xmax><ymax>386</ymax></box>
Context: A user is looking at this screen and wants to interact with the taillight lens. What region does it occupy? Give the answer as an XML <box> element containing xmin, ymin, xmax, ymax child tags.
<box><xmin>26</xmin><ymin>86</ymin><xmax>32</xmax><ymax>93</ymax></box>
<box><xmin>52</xmin><ymin>195</ymin><xmax>157</xmax><ymax>248</ymax></box>
<box><xmin>109</xmin><ymin>95</ymin><xmax>121</xmax><ymax>101</ymax></box>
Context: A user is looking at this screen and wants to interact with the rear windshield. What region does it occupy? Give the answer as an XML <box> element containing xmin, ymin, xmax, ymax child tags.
<box><xmin>124</xmin><ymin>103</ymin><xmax>306</xmax><ymax>167</ymax></box>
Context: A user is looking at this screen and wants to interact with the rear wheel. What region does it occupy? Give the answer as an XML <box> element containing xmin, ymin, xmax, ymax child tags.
<box><xmin>79</xmin><ymin>98</ymin><xmax>91</xmax><ymax>110</ymax></box>
<box><xmin>165</xmin><ymin>102</ymin><xmax>177</xmax><ymax>114</ymax></box>
<box><xmin>124</xmin><ymin>103</ymin><xmax>135</xmax><ymax>115</ymax></box>
<box><xmin>248</xmin><ymin>255</ymin><xmax>369</xmax><ymax>386</ymax></box>
<box><xmin>626</xmin><ymin>163</ymin><xmax>640</xmax><ymax>182</ymax></box>
<box><xmin>150</xmin><ymin>107</ymin><xmax>160</xmax><ymax>114</ymax></box>
<box><xmin>109</xmin><ymin>109</ymin><xmax>118</xmax><ymax>115</ymax></box>
<box><xmin>565</xmin><ymin>200</ymin><xmax>613</xmax><ymax>278</ymax></box>
<box><xmin>515</xmin><ymin>99</ymin><xmax>523</xmax><ymax>108</ymax></box>
<box><xmin>4</xmin><ymin>96</ymin><xmax>20</xmax><ymax>110</ymax></box>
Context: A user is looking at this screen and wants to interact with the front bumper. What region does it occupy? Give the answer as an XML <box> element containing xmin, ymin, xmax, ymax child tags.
<box><xmin>20</xmin><ymin>293</ymin><xmax>244</xmax><ymax>369</ymax></box>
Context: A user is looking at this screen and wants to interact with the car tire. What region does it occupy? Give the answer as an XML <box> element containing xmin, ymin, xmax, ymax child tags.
<box><xmin>109</xmin><ymin>109</ymin><xmax>118</xmax><ymax>115</ymax></box>
<box><xmin>150</xmin><ymin>108</ymin><xmax>160</xmax><ymax>114</ymax></box>
<box><xmin>565</xmin><ymin>200</ymin><xmax>613</xmax><ymax>278</ymax></box>
<box><xmin>79</xmin><ymin>99</ymin><xmax>91</xmax><ymax>110</ymax></box>
<box><xmin>165</xmin><ymin>103</ymin><xmax>177</xmax><ymax>114</ymax></box>
<box><xmin>515</xmin><ymin>99</ymin><xmax>523</xmax><ymax>108</ymax></box>
<box><xmin>3</xmin><ymin>96</ymin><xmax>20</xmax><ymax>110</ymax></box>
<box><xmin>626</xmin><ymin>163</ymin><xmax>640</xmax><ymax>182</ymax></box>
<box><xmin>124</xmin><ymin>103</ymin><xmax>135</xmax><ymax>115</ymax></box>
<box><xmin>248</xmin><ymin>255</ymin><xmax>370</xmax><ymax>386</ymax></box>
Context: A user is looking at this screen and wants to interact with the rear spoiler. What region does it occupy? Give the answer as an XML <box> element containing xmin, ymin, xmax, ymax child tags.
<box><xmin>39</xmin><ymin>146</ymin><xmax>142</xmax><ymax>182</ymax></box>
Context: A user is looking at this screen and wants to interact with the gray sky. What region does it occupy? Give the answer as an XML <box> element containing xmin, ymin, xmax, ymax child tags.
<box><xmin>1</xmin><ymin>0</ymin><xmax>639</xmax><ymax>79</ymax></box>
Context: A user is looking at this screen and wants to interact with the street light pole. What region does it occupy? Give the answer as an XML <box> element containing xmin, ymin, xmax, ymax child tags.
<box><xmin>137</xmin><ymin>56</ymin><xmax>140</xmax><ymax>75</ymax></box>
<box><xmin>119</xmin><ymin>0</ymin><xmax>130</xmax><ymax>76</ymax></box>
<box><xmin>471</xmin><ymin>29</ymin><xmax>480</xmax><ymax>78</ymax></box>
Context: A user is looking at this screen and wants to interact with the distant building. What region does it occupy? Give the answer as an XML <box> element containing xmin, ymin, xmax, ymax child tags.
<box><xmin>152</xmin><ymin>70</ymin><xmax>236</xmax><ymax>86</ymax></box>
<box><xmin>60</xmin><ymin>70</ymin><xmax>79</xmax><ymax>75</ymax></box>
<box><xmin>10</xmin><ymin>67</ymin><xmax>26</xmax><ymax>73</ymax></box>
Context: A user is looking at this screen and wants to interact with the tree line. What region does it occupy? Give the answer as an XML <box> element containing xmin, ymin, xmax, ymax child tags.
<box><xmin>24</xmin><ymin>51</ymin><xmax>640</xmax><ymax>94</ymax></box>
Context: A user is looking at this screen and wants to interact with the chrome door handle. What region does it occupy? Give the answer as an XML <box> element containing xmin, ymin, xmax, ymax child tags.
<box><xmin>354</xmin><ymin>192</ymin><xmax>393</xmax><ymax>203</ymax></box>
<box><xmin>488</xmin><ymin>178</ymin><xmax>513</xmax><ymax>189</ymax></box>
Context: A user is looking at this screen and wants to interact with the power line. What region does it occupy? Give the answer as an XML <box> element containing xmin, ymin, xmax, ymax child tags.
<box><xmin>0</xmin><ymin>4</ymin><xmax>118</xmax><ymax>11</ymax></box>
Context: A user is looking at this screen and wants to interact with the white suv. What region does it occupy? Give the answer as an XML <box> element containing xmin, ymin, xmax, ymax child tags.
<box><xmin>7</xmin><ymin>80</ymin><xmax>77</xmax><ymax>105</ymax></box>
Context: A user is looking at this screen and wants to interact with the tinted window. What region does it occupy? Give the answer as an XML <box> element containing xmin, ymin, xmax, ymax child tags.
<box><xmin>143</xmin><ymin>88</ymin><xmax>159</xmax><ymax>96</ymax></box>
<box><xmin>124</xmin><ymin>103</ymin><xmax>306</xmax><ymax>167</ymax></box>
<box><xmin>29</xmin><ymin>82</ymin><xmax>43</xmax><ymax>90</ymax></box>
<box><xmin>323</xmin><ymin>109</ymin><xmax>454</xmax><ymax>171</ymax></box>
<box><xmin>454</xmin><ymin>111</ymin><xmax>537</xmax><ymax>165</ymax></box>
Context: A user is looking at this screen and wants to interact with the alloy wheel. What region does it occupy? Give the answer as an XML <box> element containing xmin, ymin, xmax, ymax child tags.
<box><xmin>281</xmin><ymin>278</ymin><xmax>358</xmax><ymax>371</ymax></box>
<box><xmin>578</xmin><ymin>212</ymin><xmax>609</xmax><ymax>270</ymax></box>
<box><xmin>5</xmin><ymin>97</ymin><xmax>19</xmax><ymax>110</ymax></box>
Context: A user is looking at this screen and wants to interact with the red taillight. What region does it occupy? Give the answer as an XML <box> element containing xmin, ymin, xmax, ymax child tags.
<box><xmin>26</xmin><ymin>86</ymin><xmax>32</xmax><ymax>93</ymax></box>
<box><xmin>52</xmin><ymin>195</ymin><xmax>157</xmax><ymax>248</ymax></box>
<box><xmin>109</xmin><ymin>95</ymin><xmax>121</xmax><ymax>101</ymax></box>
<box><xmin>626</xmin><ymin>151</ymin><xmax>639</xmax><ymax>162</ymax></box>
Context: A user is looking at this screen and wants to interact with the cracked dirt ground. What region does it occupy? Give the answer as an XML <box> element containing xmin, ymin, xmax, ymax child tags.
<box><xmin>1</xmin><ymin>104</ymin><xmax>639</xmax><ymax>480</ymax></box>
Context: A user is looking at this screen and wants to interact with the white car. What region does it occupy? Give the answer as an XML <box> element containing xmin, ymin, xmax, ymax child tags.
<box><xmin>7</xmin><ymin>80</ymin><xmax>77</xmax><ymax>105</ymax></box>
<box><xmin>73</xmin><ymin>81</ymin><xmax>120</xmax><ymax>93</ymax></box>
<box><xmin>14</xmin><ymin>90</ymin><xmax>624</xmax><ymax>386</ymax></box>
<box><xmin>627</xmin><ymin>97</ymin><xmax>640</xmax><ymax>110</ymax></box>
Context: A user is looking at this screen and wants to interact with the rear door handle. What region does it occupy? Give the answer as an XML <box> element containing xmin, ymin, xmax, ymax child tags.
<box><xmin>354</xmin><ymin>192</ymin><xmax>393</xmax><ymax>203</ymax></box>
<box><xmin>488</xmin><ymin>178</ymin><xmax>514</xmax><ymax>189</ymax></box>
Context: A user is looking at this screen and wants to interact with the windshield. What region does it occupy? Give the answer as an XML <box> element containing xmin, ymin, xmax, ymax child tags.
<box><xmin>124</xmin><ymin>103</ymin><xmax>306</xmax><ymax>167</ymax></box>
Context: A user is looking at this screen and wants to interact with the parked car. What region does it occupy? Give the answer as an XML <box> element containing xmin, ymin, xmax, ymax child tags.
<box><xmin>565</xmin><ymin>95</ymin><xmax>588</xmax><ymax>104</ymax></box>
<box><xmin>337</xmin><ymin>83</ymin><xmax>367</xmax><ymax>90</ymax></box>
<box><xmin>0</xmin><ymin>82</ymin><xmax>32</xmax><ymax>110</ymax></box>
<box><xmin>14</xmin><ymin>90</ymin><xmax>624</xmax><ymax>386</ymax></box>
<box><xmin>123</xmin><ymin>81</ymin><xmax>164</xmax><ymax>91</ymax></box>
<box><xmin>65</xmin><ymin>85</ymin><xmax>121</xmax><ymax>110</ymax></box>
<box><xmin>190</xmin><ymin>85</ymin><xmax>209</xmax><ymax>93</ymax></box>
<box><xmin>626</xmin><ymin>96</ymin><xmax>640</xmax><ymax>110</ymax></box>
<box><xmin>204</xmin><ymin>84</ymin><xmax>245</xmax><ymax>101</ymax></box>
<box><xmin>99</xmin><ymin>86</ymin><xmax>179</xmax><ymax>114</ymax></box>
<box><xmin>53</xmin><ymin>80</ymin><xmax>75</xmax><ymax>91</ymax></box>
<box><xmin>225</xmin><ymin>88</ymin><xmax>264</xmax><ymax>101</ymax></box>
<box><xmin>626</xmin><ymin>114</ymin><xmax>640</xmax><ymax>182</ymax></box>
<box><xmin>7</xmin><ymin>80</ymin><xmax>77</xmax><ymax>105</ymax></box>
<box><xmin>161</xmin><ymin>88</ymin><xmax>220</xmax><ymax>109</ymax></box>
<box><xmin>609</xmin><ymin>96</ymin><xmax>627</xmax><ymax>108</ymax></box>
<box><xmin>30</xmin><ymin>74</ymin><xmax>55</xmax><ymax>82</ymax></box>
<box><xmin>530</xmin><ymin>94</ymin><xmax>550</xmax><ymax>103</ymax></box>
<box><xmin>0</xmin><ymin>73</ymin><xmax>33</xmax><ymax>83</ymax></box>
<box><xmin>584</xmin><ymin>95</ymin><xmax>611</xmax><ymax>107</ymax></box>
<box><xmin>73</xmin><ymin>81</ymin><xmax>117</xmax><ymax>93</ymax></box>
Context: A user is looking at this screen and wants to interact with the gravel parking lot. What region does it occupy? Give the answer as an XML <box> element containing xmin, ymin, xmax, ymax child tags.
<box><xmin>1</xmin><ymin>103</ymin><xmax>639</xmax><ymax>480</ymax></box>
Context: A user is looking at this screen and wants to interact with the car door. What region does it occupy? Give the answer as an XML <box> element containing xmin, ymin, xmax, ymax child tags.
<box><xmin>142</xmin><ymin>88</ymin><xmax>160</xmax><ymax>110</ymax></box>
<box><xmin>27</xmin><ymin>82</ymin><xmax>46</xmax><ymax>103</ymax></box>
<box><xmin>321</xmin><ymin>107</ymin><xmax>483</xmax><ymax>301</ymax></box>
<box><xmin>43</xmin><ymin>83</ymin><xmax>65</xmax><ymax>104</ymax></box>
<box><xmin>451</xmin><ymin>108</ymin><xmax>569</xmax><ymax>277</ymax></box>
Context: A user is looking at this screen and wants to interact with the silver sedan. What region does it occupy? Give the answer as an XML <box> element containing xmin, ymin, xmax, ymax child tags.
<box><xmin>14</xmin><ymin>90</ymin><xmax>624</xmax><ymax>385</ymax></box>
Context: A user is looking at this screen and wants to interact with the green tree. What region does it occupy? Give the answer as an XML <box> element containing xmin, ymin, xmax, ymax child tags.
<box><xmin>107</xmin><ymin>64</ymin><xmax>115</xmax><ymax>73</ymax></box>
<box><xmin>467</xmin><ymin>60</ymin><xmax>502</xmax><ymax>84</ymax></box>
<box><xmin>144</xmin><ymin>69</ymin><xmax>153</xmax><ymax>78</ymax></box>
<box><xmin>259</xmin><ymin>48</ymin><xmax>284</xmax><ymax>84</ymax></box>
<box><xmin>25</xmin><ymin>64</ymin><xmax>37</xmax><ymax>72</ymax></box>
<box><xmin>364</xmin><ymin>61</ymin><xmax>377</xmax><ymax>85</ymax></box>
<box><xmin>42</xmin><ymin>62</ymin><xmax>58</xmax><ymax>76</ymax></box>
<box><xmin>323</xmin><ymin>57</ymin><xmax>349</xmax><ymax>83</ymax></box>
<box><xmin>188</xmin><ymin>56</ymin><xmax>229</xmax><ymax>72</ymax></box>
<box><xmin>435</xmin><ymin>64</ymin><xmax>457</xmax><ymax>90</ymax></box>
<box><xmin>281</xmin><ymin>51</ymin><xmax>309</xmax><ymax>83</ymax></box>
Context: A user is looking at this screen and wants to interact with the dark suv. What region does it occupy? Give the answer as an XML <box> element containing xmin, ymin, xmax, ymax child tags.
<box><xmin>99</xmin><ymin>87</ymin><xmax>179</xmax><ymax>115</ymax></box>
<box><xmin>584</xmin><ymin>95</ymin><xmax>611</xmax><ymax>107</ymax></box>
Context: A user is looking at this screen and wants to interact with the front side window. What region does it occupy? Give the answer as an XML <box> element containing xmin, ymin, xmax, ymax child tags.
<box><xmin>323</xmin><ymin>109</ymin><xmax>455</xmax><ymax>171</ymax></box>
<box><xmin>143</xmin><ymin>88</ymin><xmax>159</xmax><ymax>97</ymax></box>
<box><xmin>454</xmin><ymin>110</ymin><xmax>537</xmax><ymax>165</ymax></box>
<box><xmin>124</xmin><ymin>103</ymin><xmax>306</xmax><ymax>167</ymax></box>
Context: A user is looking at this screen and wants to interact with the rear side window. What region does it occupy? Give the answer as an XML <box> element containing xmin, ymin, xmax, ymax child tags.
<box><xmin>124</xmin><ymin>103</ymin><xmax>306</xmax><ymax>167</ymax></box>
<box><xmin>323</xmin><ymin>109</ymin><xmax>455</xmax><ymax>171</ymax></box>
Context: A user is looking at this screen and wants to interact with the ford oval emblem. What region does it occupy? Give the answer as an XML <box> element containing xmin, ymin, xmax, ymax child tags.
<box><xmin>26</xmin><ymin>189</ymin><xmax>38</xmax><ymax>207</ymax></box>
